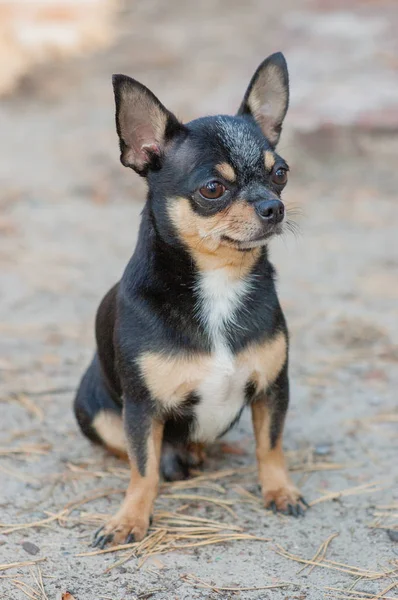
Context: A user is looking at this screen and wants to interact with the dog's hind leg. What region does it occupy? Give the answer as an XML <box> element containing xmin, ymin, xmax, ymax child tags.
<box><xmin>160</xmin><ymin>440</ymin><xmax>205</xmax><ymax>481</ymax></box>
<box><xmin>74</xmin><ymin>354</ymin><xmax>127</xmax><ymax>459</ymax></box>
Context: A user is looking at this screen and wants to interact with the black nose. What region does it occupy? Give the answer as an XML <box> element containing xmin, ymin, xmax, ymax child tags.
<box><xmin>255</xmin><ymin>200</ymin><xmax>284</xmax><ymax>224</ymax></box>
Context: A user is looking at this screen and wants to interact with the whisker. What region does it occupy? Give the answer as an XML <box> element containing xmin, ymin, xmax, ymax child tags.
<box><xmin>284</xmin><ymin>219</ymin><xmax>302</xmax><ymax>240</ymax></box>
<box><xmin>285</xmin><ymin>205</ymin><xmax>304</xmax><ymax>219</ymax></box>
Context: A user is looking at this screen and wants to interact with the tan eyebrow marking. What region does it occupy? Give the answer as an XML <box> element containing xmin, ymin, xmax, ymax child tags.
<box><xmin>264</xmin><ymin>151</ymin><xmax>276</xmax><ymax>171</ymax></box>
<box><xmin>215</xmin><ymin>162</ymin><xmax>236</xmax><ymax>182</ymax></box>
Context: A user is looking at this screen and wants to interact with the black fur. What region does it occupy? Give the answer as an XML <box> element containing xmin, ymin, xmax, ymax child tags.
<box><xmin>268</xmin><ymin>360</ymin><xmax>290</xmax><ymax>448</ymax></box>
<box><xmin>74</xmin><ymin>52</ymin><xmax>292</xmax><ymax>481</ymax></box>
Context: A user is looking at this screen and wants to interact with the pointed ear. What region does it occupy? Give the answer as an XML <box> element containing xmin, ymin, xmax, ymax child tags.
<box><xmin>112</xmin><ymin>74</ymin><xmax>183</xmax><ymax>175</ymax></box>
<box><xmin>237</xmin><ymin>52</ymin><xmax>289</xmax><ymax>147</ymax></box>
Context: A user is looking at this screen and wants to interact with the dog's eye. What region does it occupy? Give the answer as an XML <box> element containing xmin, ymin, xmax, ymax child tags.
<box><xmin>272</xmin><ymin>168</ymin><xmax>288</xmax><ymax>186</ymax></box>
<box><xmin>199</xmin><ymin>181</ymin><xmax>226</xmax><ymax>200</ymax></box>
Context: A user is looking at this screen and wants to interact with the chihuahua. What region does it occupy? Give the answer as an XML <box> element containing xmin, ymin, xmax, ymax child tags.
<box><xmin>74</xmin><ymin>52</ymin><xmax>307</xmax><ymax>549</ymax></box>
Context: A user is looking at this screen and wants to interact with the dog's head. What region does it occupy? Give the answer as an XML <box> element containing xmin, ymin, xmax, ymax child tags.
<box><xmin>113</xmin><ymin>53</ymin><xmax>290</xmax><ymax>256</ymax></box>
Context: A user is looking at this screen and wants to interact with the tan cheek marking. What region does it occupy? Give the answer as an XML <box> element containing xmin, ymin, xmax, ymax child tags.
<box><xmin>227</xmin><ymin>200</ymin><xmax>255</xmax><ymax>222</ymax></box>
<box><xmin>264</xmin><ymin>151</ymin><xmax>275</xmax><ymax>171</ymax></box>
<box><xmin>139</xmin><ymin>351</ymin><xmax>211</xmax><ymax>408</ymax></box>
<box><xmin>92</xmin><ymin>410</ymin><xmax>128</xmax><ymax>457</ymax></box>
<box><xmin>215</xmin><ymin>162</ymin><xmax>236</xmax><ymax>182</ymax></box>
<box><xmin>225</xmin><ymin>200</ymin><xmax>261</xmax><ymax>241</ymax></box>
<box><xmin>168</xmin><ymin>197</ymin><xmax>260</xmax><ymax>275</ymax></box>
<box><xmin>168</xmin><ymin>195</ymin><xmax>228</xmax><ymax>249</ymax></box>
<box><xmin>167</xmin><ymin>196</ymin><xmax>204</xmax><ymax>249</ymax></box>
<box><xmin>237</xmin><ymin>331</ymin><xmax>287</xmax><ymax>391</ymax></box>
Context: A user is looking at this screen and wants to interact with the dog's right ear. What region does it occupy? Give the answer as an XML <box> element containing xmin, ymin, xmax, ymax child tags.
<box><xmin>112</xmin><ymin>74</ymin><xmax>183</xmax><ymax>176</ymax></box>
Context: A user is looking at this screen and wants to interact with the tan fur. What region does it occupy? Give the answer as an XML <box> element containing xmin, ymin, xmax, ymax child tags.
<box><xmin>139</xmin><ymin>351</ymin><xmax>211</xmax><ymax>408</ymax></box>
<box><xmin>248</xmin><ymin>65</ymin><xmax>287</xmax><ymax>145</ymax></box>
<box><xmin>251</xmin><ymin>400</ymin><xmax>301</xmax><ymax>511</ymax></box>
<box><xmin>118</xmin><ymin>84</ymin><xmax>167</xmax><ymax>169</ymax></box>
<box><xmin>264</xmin><ymin>150</ymin><xmax>275</xmax><ymax>171</ymax></box>
<box><xmin>92</xmin><ymin>410</ymin><xmax>128</xmax><ymax>458</ymax></box>
<box><xmin>215</xmin><ymin>162</ymin><xmax>236</xmax><ymax>182</ymax></box>
<box><xmin>98</xmin><ymin>419</ymin><xmax>163</xmax><ymax>544</ymax></box>
<box><xmin>237</xmin><ymin>330</ymin><xmax>287</xmax><ymax>391</ymax></box>
<box><xmin>139</xmin><ymin>331</ymin><xmax>286</xmax><ymax>411</ymax></box>
<box><xmin>188</xmin><ymin>442</ymin><xmax>206</xmax><ymax>465</ymax></box>
<box><xmin>168</xmin><ymin>196</ymin><xmax>261</xmax><ymax>275</ymax></box>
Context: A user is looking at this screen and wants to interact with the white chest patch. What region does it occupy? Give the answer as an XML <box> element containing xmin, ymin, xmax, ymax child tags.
<box><xmin>193</xmin><ymin>269</ymin><xmax>252</xmax><ymax>442</ymax></box>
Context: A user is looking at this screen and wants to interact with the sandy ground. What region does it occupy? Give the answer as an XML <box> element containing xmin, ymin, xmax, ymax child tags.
<box><xmin>0</xmin><ymin>1</ymin><xmax>397</xmax><ymax>599</ymax></box>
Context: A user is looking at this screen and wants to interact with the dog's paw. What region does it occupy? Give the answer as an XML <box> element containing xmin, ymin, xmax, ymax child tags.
<box><xmin>161</xmin><ymin>442</ymin><xmax>205</xmax><ymax>482</ymax></box>
<box><xmin>263</xmin><ymin>485</ymin><xmax>309</xmax><ymax>517</ymax></box>
<box><xmin>92</xmin><ymin>514</ymin><xmax>151</xmax><ymax>549</ymax></box>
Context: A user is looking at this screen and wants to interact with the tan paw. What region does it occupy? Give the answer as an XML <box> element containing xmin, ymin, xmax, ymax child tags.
<box><xmin>92</xmin><ymin>513</ymin><xmax>151</xmax><ymax>548</ymax></box>
<box><xmin>187</xmin><ymin>442</ymin><xmax>206</xmax><ymax>466</ymax></box>
<box><xmin>263</xmin><ymin>485</ymin><xmax>309</xmax><ymax>517</ymax></box>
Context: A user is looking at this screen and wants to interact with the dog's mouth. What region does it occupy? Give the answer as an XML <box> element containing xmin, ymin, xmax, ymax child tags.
<box><xmin>221</xmin><ymin>224</ymin><xmax>283</xmax><ymax>250</ymax></box>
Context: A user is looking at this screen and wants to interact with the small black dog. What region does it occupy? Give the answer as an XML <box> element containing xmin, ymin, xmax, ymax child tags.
<box><xmin>74</xmin><ymin>52</ymin><xmax>307</xmax><ymax>548</ymax></box>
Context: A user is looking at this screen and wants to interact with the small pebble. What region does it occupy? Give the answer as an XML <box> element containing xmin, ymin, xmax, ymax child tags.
<box><xmin>314</xmin><ymin>444</ymin><xmax>332</xmax><ymax>456</ymax></box>
<box><xmin>387</xmin><ymin>529</ymin><xmax>398</xmax><ymax>543</ymax></box>
<box><xmin>22</xmin><ymin>541</ymin><xmax>40</xmax><ymax>555</ymax></box>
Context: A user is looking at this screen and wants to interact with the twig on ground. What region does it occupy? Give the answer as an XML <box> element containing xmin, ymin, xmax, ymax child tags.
<box><xmin>0</xmin><ymin>559</ymin><xmax>46</xmax><ymax>573</ymax></box>
<box><xmin>298</xmin><ymin>533</ymin><xmax>339</xmax><ymax>575</ymax></box>
<box><xmin>0</xmin><ymin>444</ymin><xmax>51</xmax><ymax>457</ymax></box>
<box><xmin>275</xmin><ymin>542</ymin><xmax>396</xmax><ymax>580</ymax></box>
<box><xmin>8</xmin><ymin>394</ymin><xmax>44</xmax><ymax>421</ymax></box>
<box><xmin>181</xmin><ymin>573</ymin><xmax>291</xmax><ymax>593</ymax></box>
<box><xmin>310</xmin><ymin>480</ymin><xmax>388</xmax><ymax>506</ymax></box>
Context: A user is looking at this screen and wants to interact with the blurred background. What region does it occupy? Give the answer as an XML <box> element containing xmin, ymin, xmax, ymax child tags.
<box><xmin>0</xmin><ymin>1</ymin><xmax>397</xmax><ymax>599</ymax></box>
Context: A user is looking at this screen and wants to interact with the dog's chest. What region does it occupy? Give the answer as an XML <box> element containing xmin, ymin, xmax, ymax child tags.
<box><xmin>192</xmin><ymin>270</ymin><xmax>252</xmax><ymax>442</ymax></box>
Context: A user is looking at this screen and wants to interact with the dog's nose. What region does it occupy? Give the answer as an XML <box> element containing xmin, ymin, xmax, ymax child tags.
<box><xmin>255</xmin><ymin>199</ymin><xmax>285</xmax><ymax>224</ymax></box>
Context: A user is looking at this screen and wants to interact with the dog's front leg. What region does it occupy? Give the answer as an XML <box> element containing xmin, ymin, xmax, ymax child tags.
<box><xmin>251</xmin><ymin>365</ymin><xmax>307</xmax><ymax>517</ymax></box>
<box><xmin>93</xmin><ymin>395</ymin><xmax>163</xmax><ymax>547</ymax></box>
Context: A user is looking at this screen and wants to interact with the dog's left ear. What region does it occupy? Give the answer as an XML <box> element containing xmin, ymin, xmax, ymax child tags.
<box><xmin>112</xmin><ymin>74</ymin><xmax>183</xmax><ymax>176</ymax></box>
<box><xmin>237</xmin><ymin>52</ymin><xmax>289</xmax><ymax>147</ymax></box>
